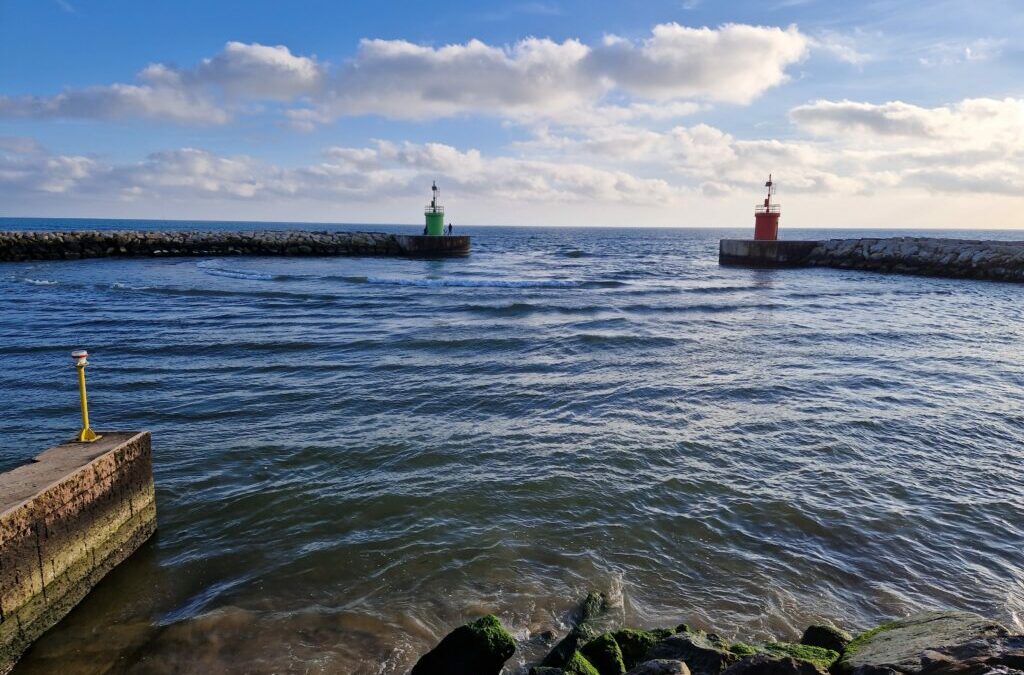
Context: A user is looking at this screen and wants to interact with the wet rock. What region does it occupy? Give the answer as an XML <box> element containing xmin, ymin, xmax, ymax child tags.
<box><xmin>564</xmin><ymin>651</ymin><xmax>601</xmax><ymax>675</ymax></box>
<box><xmin>544</xmin><ymin>625</ymin><xmax>599</xmax><ymax>669</ymax></box>
<box><xmin>580</xmin><ymin>632</ymin><xmax>626</xmax><ymax>675</ymax></box>
<box><xmin>757</xmin><ymin>642</ymin><xmax>838</xmax><ymax>671</ymax></box>
<box><xmin>542</xmin><ymin>592</ymin><xmax>609</xmax><ymax>669</ymax></box>
<box><xmin>530</xmin><ymin>668</ymin><xmax>566</xmax><ymax>675</ymax></box>
<box><xmin>614</xmin><ymin>629</ymin><xmax>678</xmax><ymax>670</ymax></box>
<box><xmin>837</xmin><ymin>611</ymin><xmax>1010</xmax><ymax>675</ymax></box>
<box><xmin>918</xmin><ymin>636</ymin><xmax>1024</xmax><ymax>674</ymax></box>
<box><xmin>626</xmin><ymin>660</ymin><xmax>691</xmax><ymax>675</ymax></box>
<box><xmin>801</xmin><ymin>624</ymin><xmax>853</xmax><ymax>654</ymax></box>
<box><xmin>409</xmin><ymin>615</ymin><xmax>515</xmax><ymax>675</ymax></box>
<box><xmin>644</xmin><ymin>631</ymin><xmax>738</xmax><ymax>675</ymax></box>
<box><xmin>722</xmin><ymin>653</ymin><xmax>827</xmax><ymax>675</ymax></box>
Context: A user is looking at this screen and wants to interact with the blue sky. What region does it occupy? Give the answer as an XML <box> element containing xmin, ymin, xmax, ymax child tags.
<box><xmin>2</xmin><ymin>0</ymin><xmax>1023</xmax><ymax>227</ymax></box>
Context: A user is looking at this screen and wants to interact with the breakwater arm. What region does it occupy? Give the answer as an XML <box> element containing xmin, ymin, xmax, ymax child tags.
<box><xmin>0</xmin><ymin>432</ymin><xmax>156</xmax><ymax>673</ymax></box>
<box><xmin>0</xmin><ymin>230</ymin><xmax>470</xmax><ymax>261</ymax></box>
<box><xmin>720</xmin><ymin>237</ymin><xmax>1024</xmax><ymax>282</ymax></box>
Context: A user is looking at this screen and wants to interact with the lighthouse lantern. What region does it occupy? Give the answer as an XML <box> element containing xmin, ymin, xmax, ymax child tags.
<box><xmin>753</xmin><ymin>174</ymin><xmax>780</xmax><ymax>241</ymax></box>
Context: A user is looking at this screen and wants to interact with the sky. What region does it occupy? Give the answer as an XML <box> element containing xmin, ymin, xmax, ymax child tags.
<box><xmin>1</xmin><ymin>0</ymin><xmax>1023</xmax><ymax>228</ymax></box>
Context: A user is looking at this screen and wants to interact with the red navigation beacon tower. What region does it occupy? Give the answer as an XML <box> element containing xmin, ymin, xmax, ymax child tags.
<box><xmin>754</xmin><ymin>174</ymin><xmax>780</xmax><ymax>241</ymax></box>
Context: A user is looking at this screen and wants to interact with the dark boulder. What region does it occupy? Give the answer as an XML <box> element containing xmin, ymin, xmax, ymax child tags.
<box><xmin>542</xmin><ymin>592</ymin><xmax>610</xmax><ymax>668</ymax></box>
<box><xmin>801</xmin><ymin>624</ymin><xmax>853</xmax><ymax>654</ymax></box>
<box><xmin>580</xmin><ymin>632</ymin><xmax>626</xmax><ymax>674</ymax></box>
<box><xmin>544</xmin><ymin>625</ymin><xmax>600</xmax><ymax>668</ymax></box>
<box><xmin>644</xmin><ymin>631</ymin><xmax>739</xmax><ymax>675</ymax></box>
<box><xmin>722</xmin><ymin>653</ymin><xmax>828</xmax><ymax>675</ymax></box>
<box><xmin>410</xmin><ymin>614</ymin><xmax>515</xmax><ymax>675</ymax></box>
<box><xmin>564</xmin><ymin>651</ymin><xmax>601</xmax><ymax>675</ymax></box>
<box><xmin>626</xmin><ymin>660</ymin><xmax>691</xmax><ymax>675</ymax></box>
<box><xmin>614</xmin><ymin>629</ymin><xmax>677</xmax><ymax>670</ymax></box>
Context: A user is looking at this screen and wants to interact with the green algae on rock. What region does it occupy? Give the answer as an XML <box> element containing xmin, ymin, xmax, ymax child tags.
<box><xmin>799</xmin><ymin>624</ymin><xmax>852</xmax><ymax>654</ymax></box>
<box><xmin>564</xmin><ymin>650</ymin><xmax>601</xmax><ymax>675</ymax></box>
<box><xmin>580</xmin><ymin>632</ymin><xmax>627</xmax><ymax>675</ymax></box>
<box><xmin>409</xmin><ymin>614</ymin><xmax>515</xmax><ymax>675</ymax></box>
<box><xmin>613</xmin><ymin>628</ymin><xmax>678</xmax><ymax>670</ymax></box>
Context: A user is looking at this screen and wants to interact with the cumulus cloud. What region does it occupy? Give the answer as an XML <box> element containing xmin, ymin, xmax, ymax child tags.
<box><xmin>790</xmin><ymin>97</ymin><xmax>1024</xmax><ymax>142</ymax></box>
<box><xmin>0</xmin><ymin>41</ymin><xmax>323</xmax><ymax>124</ymax></box>
<box><xmin>585</xmin><ymin>23</ymin><xmax>808</xmax><ymax>104</ymax></box>
<box><xmin>0</xmin><ymin>138</ymin><xmax>678</xmax><ymax>206</ymax></box>
<box><xmin>2</xmin><ymin>24</ymin><xmax>808</xmax><ymax>127</ymax></box>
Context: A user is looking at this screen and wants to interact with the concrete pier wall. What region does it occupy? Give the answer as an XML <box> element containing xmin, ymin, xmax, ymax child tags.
<box><xmin>0</xmin><ymin>432</ymin><xmax>156</xmax><ymax>674</ymax></box>
<box><xmin>0</xmin><ymin>230</ymin><xmax>470</xmax><ymax>261</ymax></box>
<box><xmin>720</xmin><ymin>237</ymin><xmax>1024</xmax><ymax>282</ymax></box>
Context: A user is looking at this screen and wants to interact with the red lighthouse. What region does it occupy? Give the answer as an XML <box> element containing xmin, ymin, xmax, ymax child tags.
<box><xmin>753</xmin><ymin>174</ymin><xmax>780</xmax><ymax>241</ymax></box>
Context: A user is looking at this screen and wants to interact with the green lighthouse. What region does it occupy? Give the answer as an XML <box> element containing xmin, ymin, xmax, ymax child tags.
<box><xmin>424</xmin><ymin>181</ymin><xmax>445</xmax><ymax>236</ymax></box>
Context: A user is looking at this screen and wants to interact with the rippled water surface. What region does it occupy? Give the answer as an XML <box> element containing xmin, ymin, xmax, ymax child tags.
<box><xmin>2</xmin><ymin>220</ymin><xmax>1023</xmax><ymax>674</ymax></box>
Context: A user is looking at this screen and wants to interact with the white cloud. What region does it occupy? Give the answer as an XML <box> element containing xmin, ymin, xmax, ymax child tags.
<box><xmin>790</xmin><ymin>97</ymin><xmax>1024</xmax><ymax>143</ymax></box>
<box><xmin>2</xmin><ymin>24</ymin><xmax>808</xmax><ymax>128</ymax></box>
<box><xmin>918</xmin><ymin>38</ymin><xmax>1005</xmax><ymax>67</ymax></box>
<box><xmin>809</xmin><ymin>31</ymin><xmax>872</xmax><ymax>66</ymax></box>
<box><xmin>0</xmin><ymin>138</ymin><xmax>678</xmax><ymax>207</ymax></box>
<box><xmin>585</xmin><ymin>23</ymin><xmax>808</xmax><ymax>104</ymax></box>
<box><xmin>0</xmin><ymin>41</ymin><xmax>324</xmax><ymax>125</ymax></box>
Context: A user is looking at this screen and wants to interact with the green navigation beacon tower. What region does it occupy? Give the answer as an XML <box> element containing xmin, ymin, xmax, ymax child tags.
<box><xmin>425</xmin><ymin>181</ymin><xmax>445</xmax><ymax>236</ymax></box>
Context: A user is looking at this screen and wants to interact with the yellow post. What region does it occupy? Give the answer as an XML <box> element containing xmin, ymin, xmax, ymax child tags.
<box><xmin>72</xmin><ymin>349</ymin><xmax>101</xmax><ymax>442</ymax></box>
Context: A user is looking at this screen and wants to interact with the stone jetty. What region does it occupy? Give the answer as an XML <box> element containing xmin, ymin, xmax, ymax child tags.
<box><xmin>410</xmin><ymin>592</ymin><xmax>1024</xmax><ymax>675</ymax></box>
<box><xmin>720</xmin><ymin>237</ymin><xmax>1024</xmax><ymax>282</ymax></box>
<box><xmin>719</xmin><ymin>237</ymin><xmax>1024</xmax><ymax>283</ymax></box>
<box><xmin>0</xmin><ymin>230</ymin><xmax>470</xmax><ymax>261</ymax></box>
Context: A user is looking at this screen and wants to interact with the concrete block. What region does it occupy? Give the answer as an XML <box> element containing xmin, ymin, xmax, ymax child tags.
<box><xmin>0</xmin><ymin>432</ymin><xmax>156</xmax><ymax>674</ymax></box>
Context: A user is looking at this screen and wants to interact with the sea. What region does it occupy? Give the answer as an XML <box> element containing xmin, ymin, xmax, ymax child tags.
<box><xmin>1</xmin><ymin>218</ymin><xmax>1022</xmax><ymax>674</ymax></box>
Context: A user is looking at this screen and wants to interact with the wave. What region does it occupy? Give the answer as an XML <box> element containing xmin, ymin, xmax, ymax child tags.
<box><xmin>363</xmin><ymin>276</ymin><xmax>583</xmax><ymax>289</ymax></box>
<box><xmin>197</xmin><ymin>260</ymin><xmax>276</xmax><ymax>281</ymax></box>
<box><xmin>22</xmin><ymin>278</ymin><xmax>58</xmax><ymax>286</ymax></box>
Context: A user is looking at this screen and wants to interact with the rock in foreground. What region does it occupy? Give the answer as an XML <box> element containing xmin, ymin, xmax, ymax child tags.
<box><xmin>837</xmin><ymin>611</ymin><xmax>1014</xmax><ymax>674</ymax></box>
<box><xmin>410</xmin><ymin>615</ymin><xmax>515</xmax><ymax>675</ymax></box>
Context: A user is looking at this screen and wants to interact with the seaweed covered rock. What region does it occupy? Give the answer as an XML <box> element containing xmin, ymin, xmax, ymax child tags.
<box><xmin>759</xmin><ymin>642</ymin><xmax>838</xmax><ymax>671</ymax></box>
<box><xmin>580</xmin><ymin>632</ymin><xmax>627</xmax><ymax>675</ymax></box>
<box><xmin>625</xmin><ymin>660</ymin><xmax>691</xmax><ymax>675</ymax></box>
<box><xmin>542</xmin><ymin>592</ymin><xmax>610</xmax><ymax>668</ymax></box>
<box><xmin>565</xmin><ymin>651</ymin><xmax>602</xmax><ymax>675</ymax></box>
<box><xmin>722</xmin><ymin>653</ymin><xmax>827</xmax><ymax>675</ymax></box>
<box><xmin>837</xmin><ymin>611</ymin><xmax>1010</xmax><ymax>674</ymax></box>
<box><xmin>801</xmin><ymin>624</ymin><xmax>852</xmax><ymax>654</ymax></box>
<box><xmin>410</xmin><ymin>615</ymin><xmax>515</xmax><ymax>675</ymax></box>
<box><xmin>613</xmin><ymin>629</ymin><xmax>677</xmax><ymax>670</ymax></box>
<box><xmin>644</xmin><ymin>631</ymin><xmax>739</xmax><ymax>674</ymax></box>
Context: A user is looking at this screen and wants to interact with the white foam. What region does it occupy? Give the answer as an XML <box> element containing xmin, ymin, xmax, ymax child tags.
<box><xmin>23</xmin><ymin>278</ymin><xmax>58</xmax><ymax>286</ymax></box>
<box><xmin>197</xmin><ymin>260</ymin><xmax>275</xmax><ymax>281</ymax></box>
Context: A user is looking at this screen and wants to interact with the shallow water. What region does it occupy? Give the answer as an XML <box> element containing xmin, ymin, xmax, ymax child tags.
<box><xmin>2</xmin><ymin>221</ymin><xmax>1023</xmax><ymax>674</ymax></box>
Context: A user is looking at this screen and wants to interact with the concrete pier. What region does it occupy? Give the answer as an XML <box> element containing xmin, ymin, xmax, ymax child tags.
<box><xmin>0</xmin><ymin>230</ymin><xmax>471</xmax><ymax>262</ymax></box>
<box><xmin>0</xmin><ymin>432</ymin><xmax>156</xmax><ymax>674</ymax></box>
<box><xmin>720</xmin><ymin>237</ymin><xmax>1024</xmax><ymax>283</ymax></box>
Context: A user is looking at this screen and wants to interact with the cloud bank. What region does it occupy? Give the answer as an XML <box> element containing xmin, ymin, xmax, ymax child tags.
<box><xmin>1</xmin><ymin>24</ymin><xmax>809</xmax><ymax>127</ymax></box>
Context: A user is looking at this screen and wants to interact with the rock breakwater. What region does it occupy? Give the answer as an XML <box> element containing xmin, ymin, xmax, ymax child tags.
<box><xmin>720</xmin><ymin>237</ymin><xmax>1024</xmax><ymax>282</ymax></box>
<box><xmin>411</xmin><ymin>593</ymin><xmax>1024</xmax><ymax>675</ymax></box>
<box><xmin>0</xmin><ymin>230</ymin><xmax>470</xmax><ymax>261</ymax></box>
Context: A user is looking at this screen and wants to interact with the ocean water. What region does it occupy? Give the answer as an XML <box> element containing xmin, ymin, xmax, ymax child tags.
<box><xmin>1</xmin><ymin>219</ymin><xmax>1023</xmax><ymax>674</ymax></box>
